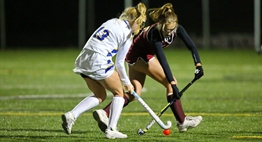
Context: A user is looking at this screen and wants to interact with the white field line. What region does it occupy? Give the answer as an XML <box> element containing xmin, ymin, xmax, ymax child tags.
<box><xmin>0</xmin><ymin>93</ymin><xmax>93</xmax><ymax>100</ymax></box>
<box><xmin>0</xmin><ymin>112</ymin><xmax>261</xmax><ymax>117</ymax></box>
<box><xmin>0</xmin><ymin>88</ymin><xmax>147</xmax><ymax>100</ymax></box>
<box><xmin>0</xmin><ymin>84</ymin><xmax>84</xmax><ymax>89</ymax></box>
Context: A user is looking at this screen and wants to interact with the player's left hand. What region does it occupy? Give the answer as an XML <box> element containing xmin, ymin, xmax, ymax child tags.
<box><xmin>171</xmin><ymin>84</ymin><xmax>180</xmax><ymax>99</ymax></box>
<box><xmin>194</xmin><ymin>66</ymin><xmax>204</xmax><ymax>80</ymax></box>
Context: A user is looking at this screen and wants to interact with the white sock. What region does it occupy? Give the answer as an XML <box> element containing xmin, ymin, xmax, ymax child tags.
<box><xmin>108</xmin><ymin>96</ymin><xmax>124</xmax><ymax>130</ymax></box>
<box><xmin>71</xmin><ymin>95</ymin><xmax>99</xmax><ymax>119</ymax></box>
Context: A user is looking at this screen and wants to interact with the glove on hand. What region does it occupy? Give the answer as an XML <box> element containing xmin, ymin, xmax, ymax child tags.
<box><xmin>194</xmin><ymin>66</ymin><xmax>204</xmax><ymax>80</ymax></box>
<box><xmin>171</xmin><ymin>84</ymin><xmax>180</xmax><ymax>99</ymax></box>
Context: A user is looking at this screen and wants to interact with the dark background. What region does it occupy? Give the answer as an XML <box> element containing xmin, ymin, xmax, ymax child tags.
<box><xmin>3</xmin><ymin>0</ymin><xmax>259</xmax><ymax>47</ymax></box>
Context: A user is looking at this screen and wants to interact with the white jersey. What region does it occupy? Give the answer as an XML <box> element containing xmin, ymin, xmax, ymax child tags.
<box><xmin>73</xmin><ymin>18</ymin><xmax>133</xmax><ymax>86</ymax></box>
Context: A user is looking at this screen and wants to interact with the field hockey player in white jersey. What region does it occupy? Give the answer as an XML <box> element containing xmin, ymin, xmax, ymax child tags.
<box><xmin>61</xmin><ymin>3</ymin><xmax>147</xmax><ymax>139</ymax></box>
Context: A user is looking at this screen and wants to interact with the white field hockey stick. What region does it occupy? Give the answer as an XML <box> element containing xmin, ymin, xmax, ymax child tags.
<box><xmin>137</xmin><ymin>78</ymin><xmax>197</xmax><ymax>135</ymax></box>
<box><xmin>131</xmin><ymin>91</ymin><xmax>172</xmax><ymax>130</ymax></box>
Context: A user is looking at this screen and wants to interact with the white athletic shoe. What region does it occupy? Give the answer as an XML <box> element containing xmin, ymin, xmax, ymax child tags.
<box><xmin>177</xmin><ymin>116</ymin><xmax>203</xmax><ymax>132</ymax></box>
<box><xmin>105</xmin><ymin>129</ymin><xmax>127</xmax><ymax>139</ymax></box>
<box><xmin>61</xmin><ymin>112</ymin><xmax>75</xmax><ymax>134</ymax></box>
<box><xmin>93</xmin><ymin>109</ymin><xmax>109</xmax><ymax>133</ymax></box>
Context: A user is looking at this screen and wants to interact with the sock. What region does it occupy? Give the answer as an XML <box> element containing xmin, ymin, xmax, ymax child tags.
<box><xmin>107</xmin><ymin>96</ymin><xmax>124</xmax><ymax>130</ymax></box>
<box><xmin>167</xmin><ymin>95</ymin><xmax>186</xmax><ymax>124</ymax></box>
<box><xmin>103</xmin><ymin>94</ymin><xmax>129</xmax><ymax>117</ymax></box>
<box><xmin>71</xmin><ymin>95</ymin><xmax>99</xmax><ymax>119</ymax></box>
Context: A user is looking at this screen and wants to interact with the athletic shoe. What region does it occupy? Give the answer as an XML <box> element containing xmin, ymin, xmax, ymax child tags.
<box><xmin>61</xmin><ymin>112</ymin><xmax>75</xmax><ymax>134</ymax></box>
<box><xmin>177</xmin><ymin>116</ymin><xmax>203</xmax><ymax>132</ymax></box>
<box><xmin>105</xmin><ymin>128</ymin><xmax>127</xmax><ymax>139</ymax></box>
<box><xmin>93</xmin><ymin>109</ymin><xmax>109</xmax><ymax>133</ymax></box>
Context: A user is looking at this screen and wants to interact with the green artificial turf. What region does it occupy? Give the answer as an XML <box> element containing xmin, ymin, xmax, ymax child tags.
<box><xmin>0</xmin><ymin>48</ymin><xmax>261</xmax><ymax>142</ymax></box>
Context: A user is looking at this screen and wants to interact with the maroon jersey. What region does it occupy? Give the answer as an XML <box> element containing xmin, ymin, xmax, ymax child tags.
<box><xmin>125</xmin><ymin>23</ymin><xmax>202</xmax><ymax>83</ymax></box>
<box><xmin>126</xmin><ymin>23</ymin><xmax>176</xmax><ymax>64</ymax></box>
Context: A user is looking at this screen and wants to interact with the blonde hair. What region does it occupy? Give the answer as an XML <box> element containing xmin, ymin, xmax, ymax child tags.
<box><xmin>148</xmin><ymin>3</ymin><xmax>178</xmax><ymax>30</ymax></box>
<box><xmin>119</xmin><ymin>2</ymin><xmax>147</xmax><ymax>35</ymax></box>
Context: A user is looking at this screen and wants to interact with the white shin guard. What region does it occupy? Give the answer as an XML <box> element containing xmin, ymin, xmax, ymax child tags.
<box><xmin>108</xmin><ymin>96</ymin><xmax>124</xmax><ymax>130</ymax></box>
<box><xmin>71</xmin><ymin>95</ymin><xmax>99</xmax><ymax>118</ymax></box>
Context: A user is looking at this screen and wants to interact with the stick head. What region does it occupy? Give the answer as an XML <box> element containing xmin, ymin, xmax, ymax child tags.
<box><xmin>163</xmin><ymin>120</ymin><xmax>172</xmax><ymax>129</ymax></box>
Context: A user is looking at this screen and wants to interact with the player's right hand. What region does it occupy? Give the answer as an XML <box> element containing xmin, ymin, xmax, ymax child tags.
<box><xmin>124</xmin><ymin>84</ymin><xmax>134</xmax><ymax>93</ymax></box>
<box><xmin>194</xmin><ymin>66</ymin><xmax>204</xmax><ymax>80</ymax></box>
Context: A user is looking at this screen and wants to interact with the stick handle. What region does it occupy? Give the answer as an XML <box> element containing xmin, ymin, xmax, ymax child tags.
<box><xmin>179</xmin><ymin>78</ymin><xmax>197</xmax><ymax>95</ymax></box>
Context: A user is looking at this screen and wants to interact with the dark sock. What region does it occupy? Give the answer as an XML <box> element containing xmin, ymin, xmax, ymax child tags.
<box><xmin>103</xmin><ymin>94</ymin><xmax>130</xmax><ymax>117</ymax></box>
<box><xmin>103</xmin><ymin>102</ymin><xmax>111</xmax><ymax>117</ymax></box>
<box><xmin>167</xmin><ymin>95</ymin><xmax>186</xmax><ymax>124</ymax></box>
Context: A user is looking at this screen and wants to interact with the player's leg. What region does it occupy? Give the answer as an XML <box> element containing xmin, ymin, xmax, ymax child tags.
<box><xmin>74</xmin><ymin>76</ymin><xmax>106</xmax><ymax>117</ymax></box>
<box><xmin>98</xmin><ymin>71</ymin><xmax>127</xmax><ymax>138</ymax></box>
<box><xmin>101</xmin><ymin>59</ymin><xmax>147</xmax><ymax>112</ymax></box>
<box><xmin>93</xmin><ymin>60</ymin><xmax>147</xmax><ymax>133</ymax></box>
<box><xmin>142</xmin><ymin>58</ymin><xmax>186</xmax><ymax>122</ymax></box>
<box><xmin>146</xmin><ymin>58</ymin><xmax>202</xmax><ymax>132</ymax></box>
<box><xmin>62</xmin><ymin>76</ymin><xmax>105</xmax><ymax>135</ymax></box>
<box><xmin>102</xmin><ymin>91</ymin><xmax>130</xmax><ymax>117</ymax></box>
<box><xmin>128</xmin><ymin>59</ymin><xmax>148</xmax><ymax>99</ymax></box>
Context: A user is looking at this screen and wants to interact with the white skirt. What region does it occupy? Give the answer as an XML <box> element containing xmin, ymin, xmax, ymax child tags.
<box><xmin>73</xmin><ymin>49</ymin><xmax>114</xmax><ymax>80</ymax></box>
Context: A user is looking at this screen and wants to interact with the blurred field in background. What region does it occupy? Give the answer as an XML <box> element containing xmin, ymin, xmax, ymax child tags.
<box><xmin>0</xmin><ymin>48</ymin><xmax>261</xmax><ymax>142</ymax></box>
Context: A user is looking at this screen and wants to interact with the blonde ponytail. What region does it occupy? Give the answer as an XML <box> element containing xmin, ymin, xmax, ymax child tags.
<box><xmin>119</xmin><ymin>2</ymin><xmax>147</xmax><ymax>35</ymax></box>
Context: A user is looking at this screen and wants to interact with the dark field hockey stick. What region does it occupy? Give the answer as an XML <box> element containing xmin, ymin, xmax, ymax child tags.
<box><xmin>132</xmin><ymin>91</ymin><xmax>172</xmax><ymax>130</ymax></box>
<box><xmin>137</xmin><ymin>78</ymin><xmax>197</xmax><ymax>135</ymax></box>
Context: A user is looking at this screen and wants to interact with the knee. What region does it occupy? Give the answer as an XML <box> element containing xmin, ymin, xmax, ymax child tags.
<box><xmin>95</xmin><ymin>94</ymin><xmax>107</xmax><ymax>103</ymax></box>
<box><xmin>112</xmin><ymin>89</ymin><xmax>125</xmax><ymax>97</ymax></box>
<box><xmin>173</xmin><ymin>77</ymin><xmax>178</xmax><ymax>84</ymax></box>
<box><xmin>166</xmin><ymin>83</ymin><xmax>179</xmax><ymax>94</ymax></box>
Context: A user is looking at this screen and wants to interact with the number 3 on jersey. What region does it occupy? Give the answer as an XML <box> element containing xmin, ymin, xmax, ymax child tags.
<box><xmin>93</xmin><ymin>27</ymin><xmax>109</xmax><ymax>41</ymax></box>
